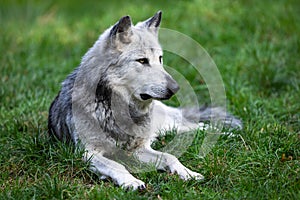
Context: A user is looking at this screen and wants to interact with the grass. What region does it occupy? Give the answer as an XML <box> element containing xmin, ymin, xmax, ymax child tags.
<box><xmin>1</xmin><ymin>0</ymin><xmax>299</xmax><ymax>199</ymax></box>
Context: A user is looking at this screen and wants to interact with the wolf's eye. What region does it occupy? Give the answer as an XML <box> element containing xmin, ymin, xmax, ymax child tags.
<box><xmin>159</xmin><ymin>56</ymin><xmax>163</xmax><ymax>64</ymax></box>
<box><xmin>136</xmin><ymin>58</ymin><xmax>149</xmax><ymax>65</ymax></box>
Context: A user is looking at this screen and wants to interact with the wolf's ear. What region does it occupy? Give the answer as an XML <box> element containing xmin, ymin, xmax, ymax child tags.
<box><xmin>136</xmin><ymin>11</ymin><xmax>162</xmax><ymax>34</ymax></box>
<box><xmin>110</xmin><ymin>15</ymin><xmax>132</xmax><ymax>43</ymax></box>
<box><xmin>145</xmin><ymin>11</ymin><xmax>162</xmax><ymax>28</ymax></box>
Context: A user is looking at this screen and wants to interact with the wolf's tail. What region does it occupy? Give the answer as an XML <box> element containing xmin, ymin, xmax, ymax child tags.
<box><xmin>182</xmin><ymin>106</ymin><xmax>243</xmax><ymax>130</ymax></box>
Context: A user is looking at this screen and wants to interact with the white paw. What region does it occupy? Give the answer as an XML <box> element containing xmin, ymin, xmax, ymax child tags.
<box><xmin>198</xmin><ymin>122</ymin><xmax>209</xmax><ymax>131</ymax></box>
<box><xmin>118</xmin><ymin>174</ymin><xmax>146</xmax><ymax>190</ymax></box>
<box><xmin>182</xmin><ymin>168</ymin><xmax>204</xmax><ymax>180</ymax></box>
<box><xmin>100</xmin><ymin>175</ymin><xmax>108</xmax><ymax>180</ymax></box>
<box><xmin>169</xmin><ymin>163</ymin><xmax>204</xmax><ymax>180</ymax></box>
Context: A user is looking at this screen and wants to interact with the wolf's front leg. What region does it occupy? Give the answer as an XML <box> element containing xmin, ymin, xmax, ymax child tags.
<box><xmin>85</xmin><ymin>151</ymin><xmax>145</xmax><ymax>190</ymax></box>
<box><xmin>135</xmin><ymin>146</ymin><xmax>204</xmax><ymax>180</ymax></box>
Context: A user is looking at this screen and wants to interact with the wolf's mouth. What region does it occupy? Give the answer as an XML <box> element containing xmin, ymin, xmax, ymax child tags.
<box><xmin>140</xmin><ymin>90</ymin><xmax>174</xmax><ymax>101</ymax></box>
<box><xmin>140</xmin><ymin>94</ymin><xmax>153</xmax><ymax>101</ymax></box>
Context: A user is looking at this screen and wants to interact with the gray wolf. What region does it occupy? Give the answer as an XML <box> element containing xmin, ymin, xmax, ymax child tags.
<box><xmin>48</xmin><ymin>11</ymin><xmax>242</xmax><ymax>190</ymax></box>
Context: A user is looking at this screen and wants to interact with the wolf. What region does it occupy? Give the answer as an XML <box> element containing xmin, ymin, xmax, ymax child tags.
<box><xmin>48</xmin><ymin>11</ymin><xmax>242</xmax><ymax>190</ymax></box>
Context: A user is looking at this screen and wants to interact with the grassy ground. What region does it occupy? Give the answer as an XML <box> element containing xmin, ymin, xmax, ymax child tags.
<box><xmin>1</xmin><ymin>0</ymin><xmax>299</xmax><ymax>199</ymax></box>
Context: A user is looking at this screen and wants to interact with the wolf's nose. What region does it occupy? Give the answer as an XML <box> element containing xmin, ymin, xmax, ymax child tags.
<box><xmin>166</xmin><ymin>75</ymin><xmax>180</xmax><ymax>94</ymax></box>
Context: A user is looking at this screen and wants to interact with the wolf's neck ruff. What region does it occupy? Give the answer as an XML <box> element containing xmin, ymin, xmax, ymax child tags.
<box><xmin>95</xmin><ymin>78</ymin><xmax>151</xmax><ymax>150</ymax></box>
<box><xmin>128</xmin><ymin>101</ymin><xmax>151</xmax><ymax>126</ymax></box>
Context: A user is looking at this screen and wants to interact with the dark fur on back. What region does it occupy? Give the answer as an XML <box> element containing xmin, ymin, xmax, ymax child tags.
<box><xmin>48</xmin><ymin>68</ymin><xmax>78</xmax><ymax>142</ymax></box>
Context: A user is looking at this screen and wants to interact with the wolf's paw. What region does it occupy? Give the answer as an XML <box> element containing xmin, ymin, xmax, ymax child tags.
<box><xmin>119</xmin><ymin>175</ymin><xmax>146</xmax><ymax>190</ymax></box>
<box><xmin>121</xmin><ymin>179</ymin><xmax>146</xmax><ymax>190</ymax></box>
<box><xmin>169</xmin><ymin>163</ymin><xmax>204</xmax><ymax>180</ymax></box>
<box><xmin>198</xmin><ymin>122</ymin><xmax>209</xmax><ymax>131</ymax></box>
<box><xmin>182</xmin><ymin>168</ymin><xmax>204</xmax><ymax>180</ymax></box>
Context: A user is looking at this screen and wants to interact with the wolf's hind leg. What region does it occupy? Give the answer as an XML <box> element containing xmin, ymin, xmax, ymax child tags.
<box><xmin>85</xmin><ymin>152</ymin><xmax>145</xmax><ymax>190</ymax></box>
<box><xmin>135</xmin><ymin>146</ymin><xmax>204</xmax><ymax>180</ymax></box>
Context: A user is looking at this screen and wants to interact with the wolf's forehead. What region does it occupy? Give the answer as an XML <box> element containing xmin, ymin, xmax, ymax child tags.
<box><xmin>133</xmin><ymin>29</ymin><xmax>162</xmax><ymax>52</ymax></box>
<box><xmin>125</xmin><ymin>48</ymin><xmax>162</xmax><ymax>59</ymax></box>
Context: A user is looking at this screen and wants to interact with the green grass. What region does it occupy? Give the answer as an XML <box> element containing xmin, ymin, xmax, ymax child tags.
<box><xmin>1</xmin><ymin>0</ymin><xmax>299</xmax><ymax>199</ymax></box>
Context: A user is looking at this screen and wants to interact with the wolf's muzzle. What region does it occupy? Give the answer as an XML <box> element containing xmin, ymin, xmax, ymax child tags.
<box><xmin>166</xmin><ymin>75</ymin><xmax>180</xmax><ymax>95</ymax></box>
<box><xmin>139</xmin><ymin>75</ymin><xmax>179</xmax><ymax>101</ymax></box>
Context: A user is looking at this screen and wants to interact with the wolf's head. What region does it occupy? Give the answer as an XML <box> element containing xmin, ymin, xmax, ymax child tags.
<box><xmin>101</xmin><ymin>11</ymin><xmax>179</xmax><ymax>104</ymax></box>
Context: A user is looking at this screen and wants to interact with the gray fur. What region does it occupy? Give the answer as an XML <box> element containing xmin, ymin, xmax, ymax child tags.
<box><xmin>48</xmin><ymin>11</ymin><xmax>242</xmax><ymax>190</ymax></box>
